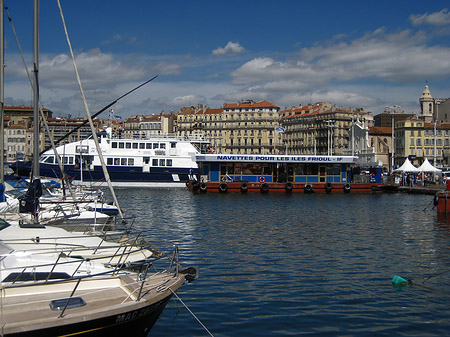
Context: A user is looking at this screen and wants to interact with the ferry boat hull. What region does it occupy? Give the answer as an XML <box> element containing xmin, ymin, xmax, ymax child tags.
<box><xmin>187</xmin><ymin>180</ymin><xmax>375</xmax><ymax>194</ymax></box>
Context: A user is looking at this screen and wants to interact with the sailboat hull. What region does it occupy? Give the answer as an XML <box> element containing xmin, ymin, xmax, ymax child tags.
<box><xmin>5</xmin><ymin>295</ymin><xmax>172</xmax><ymax>337</ymax></box>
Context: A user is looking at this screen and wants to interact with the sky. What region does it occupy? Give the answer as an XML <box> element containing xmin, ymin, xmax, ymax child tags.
<box><xmin>2</xmin><ymin>0</ymin><xmax>450</xmax><ymax>119</ymax></box>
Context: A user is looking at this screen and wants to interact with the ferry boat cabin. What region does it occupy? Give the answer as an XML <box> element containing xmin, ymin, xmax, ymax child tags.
<box><xmin>187</xmin><ymin>154</ymin><xmax>376</xmax><ymax>194</ymax></box>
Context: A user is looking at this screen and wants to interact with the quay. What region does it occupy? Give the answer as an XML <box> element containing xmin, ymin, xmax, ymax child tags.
<box><xmin>374</xmin><ymin>184</ymin><xmax>444</xmax><ymax>195</ymax></box>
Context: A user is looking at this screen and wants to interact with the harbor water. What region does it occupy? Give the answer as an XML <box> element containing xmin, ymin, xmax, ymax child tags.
<box><xmin>113</xmin><ymin>188</ymin><xmax>450</xmax><ymax>336</ymax></box>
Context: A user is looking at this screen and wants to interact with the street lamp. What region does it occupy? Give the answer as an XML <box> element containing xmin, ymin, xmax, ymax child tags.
<box><xmin>325</xmin><ymin>120</ymin><xmax>335</xmax><ymax>156</ymax></box>
<box><xmin>434</xmin><ymin>101</ymin><xmax>441</xmax><ymax>167</ymax></box>
<box><xmin>385</xmin><ymin>105</ymin><xmax>400</xmax><ymax>173</ymax></box>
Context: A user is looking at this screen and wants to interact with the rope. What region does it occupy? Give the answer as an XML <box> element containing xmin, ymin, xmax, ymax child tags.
<box><xmin>170</xmin><ymin>289</ymin><xmax>214</xmax><ymax>337</ymax></box>
<box><xmin>56</xmin><ymin>0</ymin><xmax>124</xmax><ymax>219</ymax></box>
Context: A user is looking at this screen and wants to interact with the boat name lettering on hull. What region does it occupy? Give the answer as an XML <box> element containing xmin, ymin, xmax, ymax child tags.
<box><xmin>115</xmin><ymin>305</ymin><xmax>157</xmax><ymax>324</ymax></box>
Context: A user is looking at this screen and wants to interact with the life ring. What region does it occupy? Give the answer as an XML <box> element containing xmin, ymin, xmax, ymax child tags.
<box><xmin>240</xmin><ymin>182</ymin><xmax>248</xmax><ymax>193</ymax></box>
<box><xmin>304</xmin><ymin>183</ymin><xmax>314</xmax><ymax>193</ymax></box>
<box><xmin>325</xmin><ymin>182</ymin><xmax>332</xmax><ymax>194</ymax></box>
<box><xmin>219</xmin><ymin>182</ymin><xmax>228</xmax><ymax>193</ymax></box>
<box><xmin>285</xmin><ymin>182</ymin><xmax>293</xmax><ymax>193</ymax></box>
<box><xmin>200</xmin><ymin>182</ymin><xmax>207</xmax><ymax>193</ymax></box>
<box><xmin>260</xmin><ymin>182</ymin><xmax>269</xmax><ymax>193</ymax></box>
<box><xmin>259</xmin><ymin>176</ymin><xmax>265</xmax><ymax>183</ymax></box>
<box><xmin>343</xmin><ymin>183</ymin><xmax>351</xmax><ymax>193</ymax></box>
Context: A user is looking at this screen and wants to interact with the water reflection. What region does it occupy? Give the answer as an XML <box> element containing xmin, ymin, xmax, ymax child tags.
<box><xmin>109</xmin><ymin>189</ymin><xmax>450</xmax><ymax>337</ymax></box>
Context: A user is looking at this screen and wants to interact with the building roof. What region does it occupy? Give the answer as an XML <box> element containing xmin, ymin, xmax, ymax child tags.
<box><xmin>204</xmin><ymin>108</ymin><xmax>223</xmax><ymax>114</ymax></box>
<box><xmin>369</xmin><ymin>126</ymin><xmax>391</xmax><ymax>135</ymax></box>
<box><xmin>223</xmin><ymin>100</ymin><xmax>279</xmax><ymax>109</ymax></box>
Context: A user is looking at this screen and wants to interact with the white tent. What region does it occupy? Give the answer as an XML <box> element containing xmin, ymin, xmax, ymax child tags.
<box><xmin>394</xmin><ymin>158</ymin><xmax>420</xmax><ymax>173</ymax></box>
<box><xmin>417</xmin><ymin>158</ymin><xmax>441</xmax><ymax>172</ymax></box>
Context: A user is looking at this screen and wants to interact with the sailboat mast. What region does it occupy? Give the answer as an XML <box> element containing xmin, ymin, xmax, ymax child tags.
<box><xmin>32</xmin><ymin>0</ymin><xmax>40</xmax><ymax>179</ymax></box>
<box><xmin>0</xmin><ymin>0</ymin><xmax>5</xmax><ymax>183</ymax></box>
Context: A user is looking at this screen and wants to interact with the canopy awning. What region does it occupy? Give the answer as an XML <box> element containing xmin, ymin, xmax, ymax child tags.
<box><xmin>417</xmin><ymin>158</ymin><xmax>441</xmax><ymax>172</ymax></box>
<box><xmin>394</xmin><ymin>158</ymin><xmax>419</xmax><ymax>173</ymax></box>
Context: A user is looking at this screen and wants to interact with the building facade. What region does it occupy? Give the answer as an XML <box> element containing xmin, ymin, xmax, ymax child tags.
<box><xmin>280</xmin><ymin>103</ymin><xmax>374</xmax><ymax>157</ymax></box>
<box><xmin>177</xmin><ymin>100</ymin><xmax>281</xmax><ymax>154</ymax></box>
<box><xmin>394</xmin><ymin>117</ymin><xmax>450</xmax><ymax>168</ymax></box>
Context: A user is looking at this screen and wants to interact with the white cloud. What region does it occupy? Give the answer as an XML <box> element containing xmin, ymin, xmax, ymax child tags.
<box><xmin>168</xmin><ymin>95</ymin><xmax>207</xmax><ymax>107</ymax></box>
<box><xmin>231</xmin><ymin>29</ymin><xmax>450</xmax><ymax>89</ymax></box>
<box><xmin>409</xmin><ymin>8</ymin><xmax>450</xmax><ymax>26</ymax></box>
<box><xmin>212</xmin><ymin>41</ymin><xmax>245</xmax><ymax>56</ymax></box>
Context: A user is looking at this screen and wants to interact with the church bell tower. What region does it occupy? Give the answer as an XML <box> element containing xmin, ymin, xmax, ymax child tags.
<box><xmin>420</xmin><ymin>84</ymin><xmax>434</xmax><ymax>123</ymax></box>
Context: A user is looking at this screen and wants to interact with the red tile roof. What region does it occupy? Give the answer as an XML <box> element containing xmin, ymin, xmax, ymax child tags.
<box><xmin>369</xmin><ymin>127</ymin><xmax>391</xmax><ymax>134</ymax></box>
<box><xmin>223</xmin><ymin>100</ymin><xmax>279</xmax><ymax>109</ymax></box>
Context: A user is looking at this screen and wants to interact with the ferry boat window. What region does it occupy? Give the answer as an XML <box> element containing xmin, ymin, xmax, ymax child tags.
<box><xmin>133</xmin><ymin>143</ymin><xmax>138</xmax><ymax>149</ymax></box>
<box><xmin>119</xmin><ymin>142</ymin><xmax>124</xmax><ymax>149</ymax></box>
<box><xmin>107</xmin><ymin>158</ymin><xmax>113</xmax><ymax>165</ymax></box>
<box><xmin>114</xmin><ymin>158</ymin><xmax>120</xmax><ymax>165</ymax></box>
<box><xmin>167</xmin><ymin>159</ymin><xmax>172</xmax><ymax>166</ymax></box>
<box><xmin>112</xmin><ymin>142</ymin><xmax>117</xmax><ymax>148</ymax></box>
<box><xmin>146</xmin><ymin>143</ymin><xmax>152</xmax><ymax>149</ymax></box>
<box><xmin>152</xmin><ymin>159</ymin><xmax>158</xmax><ymax>166</ymax></box>
<box><xmin>126</xmin><ymin>142</ymin><xmax>131</xmax><ymax>149</ymax></box>
<box><xmin>153</xmin><ymin>143</ymin><xmax>159</xmax><ymax>149</ymax></box>
<box><xmin>160</xmin><ymin>143</ymin><xmax>166</xmax><ymax>149</ymax></box>
<box><xmin>143</xmin><ymin>157</ymin><xmax>150</xmax><ymax>164</ymax></box>
<box><xmin>139</xmin><ymin>143</ymin><xmax>145</xmax><ymax>149</ymax></box>
<box><xmin>159</xmin><ymin>159</ymin><xmax>165</xmax><ymax>166</ymax></box>
<box><xmin>171</xmin><ymin>142</ymin><xmax>176</xmax><ymax>148</ymax></box>
<box><xmin>44</xmin><ymin>156</ymin><xmax>54</xmax><ymax>163</ymax></box>
<box><xmin>128</xmin><ymin>158</ymin><xmax>134</xmax><ymax>165</ymax></box>
<box><xmin>326</xmin><ymin>165</ymin><xmax>340</xmax><ymax>175</ymax></box>
<box><xmin>121</xmin><ymin>158</ymin><xmax>127</xmax><ymax>165</ymax></box>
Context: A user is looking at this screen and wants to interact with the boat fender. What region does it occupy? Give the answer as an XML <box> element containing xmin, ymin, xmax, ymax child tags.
<box><xmin>219</xmin><ymin>182</ymin><xmax>228</xmax><ymax>193</ymax></box>
<box><xmin>180</xmin><ymin>266</ymin><xmax>199</xmax><ymax>283</ymax></box>
<box><xmin>200</xmin><ymin>182</ymin><xmax>207</xmax><ymax>193</ymax></box>
<box><xmin>240</xmin><ymin>182</ymin><xmax>248</xmax><ymax>193</ymax></box>
<box><xmin>285</xmin><ymin>182</ymin><xmax>293</xmax><ymax>193</ymax></box>
<box><xmin>391</xmin><ymin>275</ymin><xmax>411</xmax><ymax>286</ymax></box>
<box><xmin>260</xmin><ymin>182</ymin><xmax>269</xmax><ymax>193</ymax></box>
<box><xmin>325</xmin><ymin>182</ymin><xmax>332</xmax><ymax>194</ymax></box>
<box><xmin>343</xmin><ymin>183</ymin><xmax>351</xmax><ymax>193</ymax></box>
<box><xmin>433</xmin><ymin>193</ymin><xmax>439</xmax><ymax>206</ymax></box>
<box><xmin>304</xmin><ymin>183</ymin><xmax>314</xmax><ymax>193</ymax></box>
<box><xmin>192</xmin><ymin>181</ymin><xmax>200</xmax><ymax>191</ymax></box>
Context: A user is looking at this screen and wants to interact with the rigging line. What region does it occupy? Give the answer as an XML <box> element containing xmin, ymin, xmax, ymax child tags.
<box><xmin>5</xmin><ymin>5</ymin><xmax>76</xmax><ymax>199</ymax></box>
<box><xmin>8</xmin><ymin>3</ymin><xmax>157</xmax><ymax>159</ymax></box>
<box><xmin>39</xmin><ymin>74</ymin><xmax>158</xmax><ymax>156</ymax></box>
<box><xmin>169</xmin><ymin>289</ymin><xmax>215</xmax><ymax>337</ymax></box>
<box><xmin>57</xmin><ymin>0</ymin><xmax>123</xmax><ymax>219</ymax></box>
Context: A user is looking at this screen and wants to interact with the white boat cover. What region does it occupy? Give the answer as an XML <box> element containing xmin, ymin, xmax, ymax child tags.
<box><xmin>0</xmin><ymin>198</ymin><xmax>19</xmax><ymax>214</ymax></box>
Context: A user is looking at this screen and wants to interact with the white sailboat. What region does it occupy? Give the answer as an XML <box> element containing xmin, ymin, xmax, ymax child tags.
<box><xmin>0</xmin><ymin>2</ymin><xmax>196</xmax><ymax>336</ymax></box>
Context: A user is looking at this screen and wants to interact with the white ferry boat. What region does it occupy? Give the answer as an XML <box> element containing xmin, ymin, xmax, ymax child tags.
<box><xmin>12</xmin><ymin>127</ymin><xmax>209</xmax><ymax>188</ymax></box>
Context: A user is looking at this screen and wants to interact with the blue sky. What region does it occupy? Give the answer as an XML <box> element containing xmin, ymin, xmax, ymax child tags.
<box><xmin>3</xmin><ymin>0</ymin><xmax>450</xmax><ymax>118</ymax></box>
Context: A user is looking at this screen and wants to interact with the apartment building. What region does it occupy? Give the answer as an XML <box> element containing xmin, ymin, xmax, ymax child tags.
<box><xmin>395</xmin><ymin>117</ymin><xmax>450</xmax><ymax>168</ymax></box>
<box><xmin>123</xmin><ymin>113</ymin><xmax>175</xmax><ymax>138</ymax></box>
<box><xmin>177</xmin><ymin>100</ymin><xmax>281</xmax><ymax>154</ymax></box>
<box><xmin>281</xmin><ymin>103</ymin><xmax>374</xmax><ymax>156</ymax></box>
